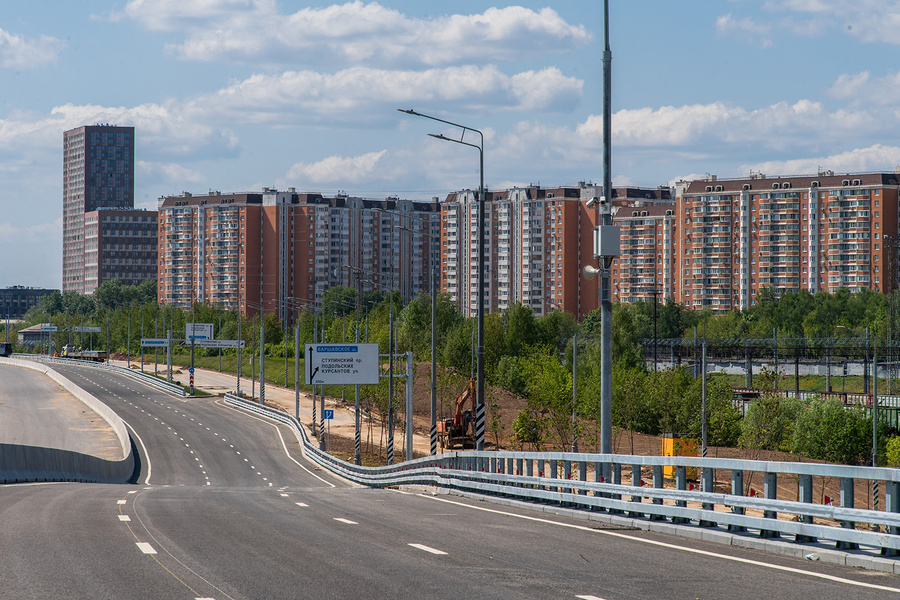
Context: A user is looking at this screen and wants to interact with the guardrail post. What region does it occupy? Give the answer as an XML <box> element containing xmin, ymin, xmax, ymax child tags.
<box><xmin>537</xmin><ymin>458</ymin><xmax>545</xmax><ymax>490</ymax></box>
<box><xmin>516</xmin><ymin>457</ymin><xmax>523</xmax><ymax>488</ymax></box>
<box><xmin>728</xmin><ymin>470</ymin><xmax>745</xmax><ymax>532</ymax></box>
<box><xmin>837</xmin><ymin>477</ymin><xmax>859</xmax><ymax>550</ymax></box>
<box><xmin>761</xmin><ymin>472</ymin><xmax>780</xmax><ymax>538</ymax></box>
<box><xmin>699</xmin><ymin>466</ymin><xmax>716</xmax><ymax>527</ymax></box>
<box><xmin>550</xmin><ymin>459</ymin><xmax>559</xmax><ymax>497</ymax></box>
<box><xmin>563</xmin><ymin>460</ymin><xmax>572</xmax><ymax>497</ymax></box>
<box><xmin>673</xmin><ymin>466</ymin><xmax>688</xmax><ymax>523</ymax></box>
<box><xmin>629</xmin><ymin>464</ymin><xmax>643</xmax><ymax>517</ymax></box>
<box><xmin>578</xmin><ymin>460</ymin><xmax>587</xmax><ymax>496</ymax></box>
<box><xmin>883</xmin><ymin>481</ymin><xmax>900</xmax><ymax>556</ymax></box>
<box><xmin>608</xmin><ymin>463</ymin><xmax>622</xmax><ymax>514</ymax></box>
<box><xmin>796</xmin><ymin>474</ymin><xmax>816</xmax><ymax>543</ymax></box>
<box><xmin>650</xmin><ymin>465</ymin><xmax>665</xmax><ymax>520</ymax></box>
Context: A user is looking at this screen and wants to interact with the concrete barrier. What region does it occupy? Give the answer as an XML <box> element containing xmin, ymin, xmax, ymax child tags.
<box><xmin>0</xmin><ymin>357</ymin><xmax>133</xmax><ymax>484</ymax></box>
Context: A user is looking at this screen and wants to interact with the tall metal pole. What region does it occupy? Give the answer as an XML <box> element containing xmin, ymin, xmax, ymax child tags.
<box><xmin>873</xmin><ymin>326</ymin><xmax>879</xmax><ymax>511</ymax></box>
<box><xmin>475</xmin><ymin>145</ymin><xmax>486</xmax><ymax>451</ymax></box>
<box><xmin>388</xmin><ymin>288</ymin><xmax>395</xmax><ymax>464</ymax></box>
<box><xmin>702</xmin><ymin>340</ymin><xmax>708</xmax><ymax>458</ymax></box>
<box><xmin>355</xmin><ymin>272</ymin><xmax>362</xmax><ymax>465</ymax></box>
<box><xmin>294</xmin><ymin>319</ymin><xmax>300</xmax><ymax>421</ymax></box>
<box><xmin>237</xmin><ymin>313</ymin><xmax>242</xmax><ymax>396</ymax></box>
<box><xmin>431</xmin><ymin>261</ymin><xmax>438</xmax><ymax>456</ymax></box>
<box><xmin>599</xmin><ymin>0</ymin><xmax>613</xmax><ymax>458</ymax></box>
<box><xmin>571</xmin><ymin>331</ymin><xmax>578</xmax><ymax>452</ymax></box>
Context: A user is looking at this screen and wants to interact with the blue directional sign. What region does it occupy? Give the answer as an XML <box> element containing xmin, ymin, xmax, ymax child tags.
<box><xmin>304</xmin><ymin>343</ymin><xmax>379</xmax><ymax>385</ymax></box>
<box><xmin>323</xmin><ymin>409</ymin><xmax>334</xmax><ymax>420</ymax></box>
<box><xmin>188</xmin><ymin>367</ymin><xmax>195</xmax><ymax>374</ymax></box>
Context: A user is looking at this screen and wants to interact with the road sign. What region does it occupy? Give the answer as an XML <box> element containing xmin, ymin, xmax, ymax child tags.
<box><xmin>305</xmin><ymin>343</ymin><xmax>379</xmax><ymax>385</ymax></box>
<box><xmin>186</xmin><ymin>323</ymin><xmax>214</xmax><ymax>340</ymax></box>
<box><xmin>192</xmin><ymin>339</ymin><xmax>245</xmax><ymax>349</ymax></box>
<box><xmin>323</xmin><ymin>409</ymin><xmax>334</xmax><ymax>420</ymax></box>
<box><xmin>40</xmin><ymin>325</ymin><xmax>58</xmax><ymax>332</ymax></box>
<box><xmin>71</xmin><ymin>326</ymin><xmax>102</xmax><ymax>333</ymax></box>
<box><xmin>141</xmin><ymin>338</ymin><xmax>169</xmax><ymax>347</ymax></box>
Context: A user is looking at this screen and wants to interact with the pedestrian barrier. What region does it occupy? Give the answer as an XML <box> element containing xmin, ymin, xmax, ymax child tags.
<box><xmin>225</xmin><ymin>391</ymin><xmax>900</xmax><ymax>555</ymax></box>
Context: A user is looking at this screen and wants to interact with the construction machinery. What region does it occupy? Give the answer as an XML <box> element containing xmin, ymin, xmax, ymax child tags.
<box><xmin>59</xmin><ymin>344</ymin><xmax>108</xmax><ymax>362</ymax></box>
<box><xmin>437</xmin><ymin>378</ymin><xmax>477</xmax><ymax>449</ymax></box>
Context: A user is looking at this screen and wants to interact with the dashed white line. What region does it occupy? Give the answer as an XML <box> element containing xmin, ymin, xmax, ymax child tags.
<box><xmin>118</xmin><ymin>515</ymin><xmax>131</xmax><ymax>522</ymax></box>
<box><xmin>576</xmin><ymin>596</ymin><xmax>606</xmax><ymax>600</ymax></box>
<box><xmin>136</xmin><ymin>542</ymin><xmax>157</xmax><ymax>554</ymax></box>
<box><xmin>408</xmin><ymin>543</ymin><xmax>447</xmax><ymax>555</ymax></box>
<box><xmin>117</xmin><ymin>499</ymin><xmax>127</xmax><ymax>505</ymax></box>
<box><xmin>295</xmin><ymin>502</ymin><xmax>309</xmax><ymax>507</ymax></box>
<box><xmin>333</xmin><ymin>518</ymin><xmax>358</xmax><ymax>525</ymax></box>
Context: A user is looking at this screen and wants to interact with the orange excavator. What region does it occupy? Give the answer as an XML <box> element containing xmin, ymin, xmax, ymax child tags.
<box><xmin>437</xmin><ymin>378</ymin><xmax>477</xmax><ymax>450</ymax></box>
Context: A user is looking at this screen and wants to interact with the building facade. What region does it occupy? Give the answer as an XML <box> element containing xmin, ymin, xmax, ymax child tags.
<box><xmin>610</xmin><ymin>203</ymin><xmax>677</xmax><ymax>304</ymax></box>
<box><xmin>676</xmin><ymin>172</ymin><xmax>900</xmax><ymax>313</ymax></box>
<box><xmin>63</xmin><ymin>124</ymin><xmax>154</xmax><ymax>294</ymax></box>
<box><xmin>156</xmin><ymin>189</ymin><xmax>439</xmax><ymax>319</ymax></box>
<box><xmin>0</xmin><ymin>286</ymin><xmax>56</xmax><ymax>320</ymax></box>
<box><xmin>83</xmin><ymin>209</ymin><xmax>158</xmax><ymax>290</ymax></box>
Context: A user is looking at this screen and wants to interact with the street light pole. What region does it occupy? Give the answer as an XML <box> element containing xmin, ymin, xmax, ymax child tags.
<box><xmin>600</xmin><ymin>0</ymin><xmax>613</xmax><ymax>458</ymax></box>
<box><xmin>398</xmin><ymin>107</ymin><xmax>486</xmax><ymax>451</ymax></box>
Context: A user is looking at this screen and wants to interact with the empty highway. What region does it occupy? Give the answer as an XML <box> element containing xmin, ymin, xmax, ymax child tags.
<box><xmin>1</xmin><ymin>361</ymin><xmax>898</xmax><ymax>599</ymax></box>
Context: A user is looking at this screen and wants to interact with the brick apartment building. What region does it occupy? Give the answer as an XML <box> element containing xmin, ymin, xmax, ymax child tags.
<box><xmin>62</xmin><ymin>124</ymin><xmax>156</xmax><ymax>294</ymax></box>
<box><xmin>440</xmin><ymin>183</ymin><xmax>672</xmax><ymax>319</ymax></box>
<box><xmin>676</xmin><ymin>172</ymin><xmax>900</xmax><ymax>313</ymax></box>
<box><xmin>157</xmin><ymin>188</ymin><xmax>439</xmax><ymax>319</ymax></box>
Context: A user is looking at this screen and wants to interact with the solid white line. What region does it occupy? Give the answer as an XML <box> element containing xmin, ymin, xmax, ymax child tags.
<box><xmin>136</xmin><ymin>542</ymin><xmax>157</xmax><ymax>554</ymax></box>
<box><xmin>334</xmin><ymin>518</ymin><xmax>358</xmax><ymax>525</ymax></box>
<box><xmin>417</xmin><ymin>494</ymin><xmax>900</xmax><ymax>594</ymax></box>
<box><xmin>408</xmin><ymin>543</ymin><xmax>447</xmax><ymax>555</ymax></box>
<box><xmin>123</xmin><ymin>419</ymin><xmax>152</xmax><ymax>485</ymax></box>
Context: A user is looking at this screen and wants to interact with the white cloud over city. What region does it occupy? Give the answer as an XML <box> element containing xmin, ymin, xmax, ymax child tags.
<box><xmin>0</xmin><ymin>27</ymin><xmax>65</xmax><ymax>69</ymax></box>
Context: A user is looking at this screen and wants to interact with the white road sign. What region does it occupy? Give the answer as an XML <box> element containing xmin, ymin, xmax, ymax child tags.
<box><xmin>141</xmin><ymin>338</ymin><xmax>169</xmax><ymax>347</ymax></box>
<box><xmin>193</xmin><ymin>339</ymin><xmax>245</xmax><ymax>349</ymax></box>
<box><xmin>71</xmin><ymin>326</ymin><xmax>102</xmax><ymax>333</ymax></box>
<box><xmin>305</xmin><ymin>343</ymin><xmax>379</xmax><ymax>385</ymax></box>
<box><xmin>186</xmin><ymin>323</ymin><xmax>214</xmax><ymax>340</ymax></box>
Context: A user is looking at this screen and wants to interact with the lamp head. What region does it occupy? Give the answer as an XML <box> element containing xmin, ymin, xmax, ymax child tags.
<box><xmin>583</xmin><ymin>265</ymin><xmax>601</xmax><ymax>280</ymax></box>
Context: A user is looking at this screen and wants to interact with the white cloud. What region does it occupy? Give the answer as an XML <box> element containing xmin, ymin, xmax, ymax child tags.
<box><xmin>194</xmin><ymin>65</ymin><xmax>582</xmax><ymax>122</ymax></box>
<box><xmin>716</xmin><ymin>14</ymin><xmax>773</xmax><ymax>47</ymax></box>
<box><xmin>137</xmin><ymin>161</ymin><xmax>206</xmax><ymax>186</ymax></box>
<box><xmin>119</xmin><ymin>1</ymin><xmax>590</xmax><ymax>67</ymax></box>
<box><xmin>0</xmin><ymin>27</ymin><xmax>65</xmax><ymax>69</ymax></box>
<box><xmin>284</xmin><ymin>150</ymin><xmax>387</xmax><ymax>184</ymax></box>
<box><xmin>742</xmin><ymin>144</ymin><xmax>900</xmax><ymax>176</ymax></box>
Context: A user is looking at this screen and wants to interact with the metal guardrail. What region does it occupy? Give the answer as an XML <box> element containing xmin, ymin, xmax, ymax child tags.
<box><xmin>16</xmin><ymin>354</ymin><xmax>186</xmax><ymax>396</ymax></box>
<box><xmin>224</xmin><ymin>393</ymin><xmax>900</xmax><ymax>554</ymax></box>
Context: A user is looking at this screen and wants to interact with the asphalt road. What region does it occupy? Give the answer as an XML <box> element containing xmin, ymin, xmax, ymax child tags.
<box><xmin>2</xmin><ymin>363</ymin><xmax>900</xmax><ymax>599</ymax></box>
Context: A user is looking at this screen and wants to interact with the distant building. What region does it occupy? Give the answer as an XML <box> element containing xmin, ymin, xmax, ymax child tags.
<box><xmin>610</xmin><ymin>201</ymin><xmax>677</xmax><ymax>304</ymax></box>
<box><xmin>440</xmin><ymin>183</ymin><xmax>673</xmax><ymax>320</ymax></box>
<box><xmin>63</xmin><ymin>124</ymin><xmax>156</xmax><ymax>294</ymax></box>
<box><xmin>676</xmin><ymin>172</ymin><xmax>900</xmax><ymax>313</ymax></box>
<box><xmin>156</xmin><ymin>188</ymin><xmax>439</xmax><ymax>319</ymax></box>
<box><xmin>0</xmin><ymin>286</ymin><xmax>55</xmax><ymax>320</ymax></box>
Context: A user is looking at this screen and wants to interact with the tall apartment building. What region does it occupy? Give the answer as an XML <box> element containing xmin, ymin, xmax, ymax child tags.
<box><xmin>63</xmin><ymin>124</ymin><xmax>154</xmax><ymax>294</ymax></box>
<box><xmin>610</xmin><ymin>201</ymin><xmax>676</xmax><ymax>304</ymax></box>
<box><xmin>676</xmin><ymin>172</ymin><xmax>900</xmax><ymax>313</ymax></box>
<box><xmin>157</xmin><ymin>189</ymin><xmax>439</xmax><ymax>319</ymax></box>
<box><xmin>0</xmin><ymin>286</ymin><xmax>56</xmax><ymax>320</ymax></box>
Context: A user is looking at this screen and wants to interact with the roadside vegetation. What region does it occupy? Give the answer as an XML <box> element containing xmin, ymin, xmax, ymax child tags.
<box><xmin>4</xmin><ymin>281</ymin><xmax>897</xmax><ymax>466</ymax></box>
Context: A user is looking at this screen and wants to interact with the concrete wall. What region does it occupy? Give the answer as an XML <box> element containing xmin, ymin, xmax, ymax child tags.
<box><xmin>0</xmin><ymin>357</ymin><xmax>133</xmax><ymax>484</ymax></box>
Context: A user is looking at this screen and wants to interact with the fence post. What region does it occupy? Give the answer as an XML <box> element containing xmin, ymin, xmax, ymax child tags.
<box><xmin>761</xmin><ymin>472</ymin><xmax>780</xmax><ymax>538</ymax></box>
<box><xmin>650</xmin><ymin>465</ymin><xmax>665</xmax><ymax>520</ymax></box>
<box><xmin>673</xmin><ymin>465</ymin><xmax>688</xmax><ymax>524</ymax></box>
<box><xmin>883</xmin><ymin>481</ymin><xmax>900</xmax><ymax>556</ymax></box>
<box><xmin>629</xmin><ymin>464</ymin><xmax>643</xmax><ymax>518</ymax></box>
<box><xmin>538</xmin><ymin>458</ymin><xmax>546</xmax><ymax>490</ymax></box>
<box><xmin>796</xmin><ymin>474</ymin><xmax>816</xmax><ymax>543</ymax></box>
<box><xmin>550</xmin><ymin>458</ymin><xmax>559</xmax><ymax>499</ymax></box>
<box><xmin>837</xmin><ymin>477</ymin><xmax>859</xmax><ymax>550</ymax></box>
<box><xmin>578</xmin><ymin>460</ymin><xmax>588</xmax><ymax>496</ymax></box>
<box><xmin>728</xmin><ymin>470</ymin><xmax>745</xmax><ymax>532</ymax></box>
<box><xmin>700</xmin><ymin>465</ymin><xmax>716</xmax><ymax>527</ymax></box>
<box><xmin>563</xmin><ymin>460</ymin><xmax>572</xmax><ymax>498</ymax></box>
<box><xmin>608</xmin><ymin>462</ymin><xmax>622</xmax><ymax>513</ymax></box>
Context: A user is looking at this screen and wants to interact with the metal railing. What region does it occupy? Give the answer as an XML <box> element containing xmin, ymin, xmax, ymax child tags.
<box><xmin>17</xmin><ymin>354</ymin><xmax>185</xmax><ymax>396</ymax></box>
<box><xmin>224</xmin><ymin>393</ymin><xmax>900</xmax><ymax>554</ymax></box>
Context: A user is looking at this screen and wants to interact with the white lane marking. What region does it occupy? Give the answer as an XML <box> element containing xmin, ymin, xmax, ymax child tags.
<box><xmin>576</xmin><ymin>596</ymin><xmax>606</xmax><ymax>600</ymax></box>
<box><xmin>333</xmin><ymin>518</ymin><xmax>358</xmax><ymax>525</ymax></box>
<box><xmin>118</xmin><ymin>515</ymin><xmax>131</xmax><ymax>522</ymax></box>
<box><xmin>124</xmin><ymin>419</ymin><xmax>152</xmax><ymax>485</ymax></box>
<box><xmin>408</xmin><ymin>543</ymin><xmax>447</xmax><ymax>555</ymax></box>
<box><xmin>127</xmin><ymin>490</ymin><xmax>137</xmax><ymax>494</ymax></box>
<box><xmin>217</xmin><ymin>400</ymin><xmax>336</xmax><ymax>488</ymax></box>
<box><xmin>136</xmin><ymin>542</ymin><xmax>157</xmax><ymax>554</ymax></box>
<box><xmin>296</xmin><ymin>502</ymin><xmax>309</xmax><ymax>507</ymax></box>
<box><xmin>417</xmin><ymin>494</ymin><xmax>900</xmax><ymax>594</ymax></box>
<box><xmin>280</xmin><ymin>493</ymin><xmax>289</xmax><ymax>497</ymax></box>
<box><xmin>117</xmin><ymin>499</ymin><xmax>127</xmax><ymax>505</ymax></box>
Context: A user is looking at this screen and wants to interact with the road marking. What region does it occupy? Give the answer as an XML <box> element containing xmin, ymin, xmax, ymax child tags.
<box><xmin>117</xmin><ymin>499</ymin><xmax>127</xmax><ymax>505</ymax></box>
<box><xmin>127</xmin><ymin>490</ymin><xmax>136</xmax><ymax>494</ymax></box>
<box><xmin>576</xmin><ymin>596</ymin><xmax>606</xmax><ymax>600</ymax></box>
<box><xmin>333</xmin><ymin>518</ymin><xmax>358</xmax><ymax>525</ymax></box>
<box><xmin>408</xmin><ymin>543</ymin><xmax>447</xmax><ymax>555</ymax></box>
<box><xmin>118</xmin><ymin>515</ymin><xmax>131</xmax><ymax>521</ymax></box>
<box><xmin>418</xmin><ymin>494</ymin><xmax>900</xmax><ymax>594</ymax></box>
<box><xmin>280</xmin><ymin>493</ymin><xmax>289</xmax><ymax>497</ymax></box>
<box><xmin>296</xmin><ymin>502</ymin><xmax>309</xmax><ymax>507</ymax></box>
<box><xmin>136</xmin><ymin>542</ymin><xmax>157</xmax><ymax>554</ymax></box>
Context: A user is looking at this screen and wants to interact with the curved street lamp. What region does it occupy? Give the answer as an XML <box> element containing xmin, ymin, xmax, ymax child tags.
<box><xmin>398</xmin><ymin>108</ymin><xmax>486</xmax><ymax>451</ymax></box>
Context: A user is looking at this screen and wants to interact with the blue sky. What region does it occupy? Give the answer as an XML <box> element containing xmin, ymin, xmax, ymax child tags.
<box><xmin>3</xmin><ymin>1</ymin><xmax>900</xmax><ymax>288</ymax></box>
